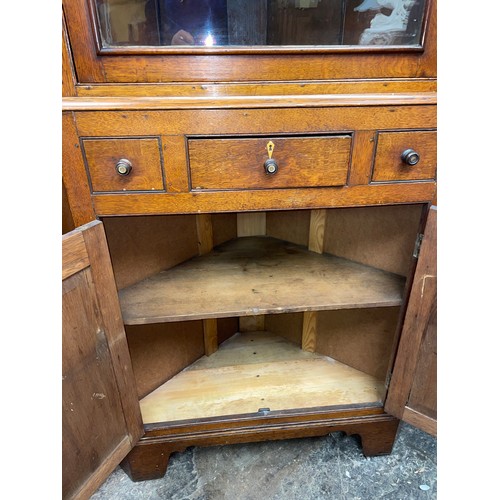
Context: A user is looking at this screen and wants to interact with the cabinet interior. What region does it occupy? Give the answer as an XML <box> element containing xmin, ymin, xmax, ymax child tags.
<box><xmin>102</xmin><ymin>204</ymin><xmax>424</xmax><ymax>426</ymax></box>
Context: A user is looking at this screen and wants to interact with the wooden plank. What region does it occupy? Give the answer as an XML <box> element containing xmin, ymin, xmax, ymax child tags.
<box><xmin>203</xmin><ymin>319</ymin><xmax>218</xmax><ymax>356</ymax></box>
<box><xmin>139</xmin><ymin>332</ymin><xmax>386</xmax><ymax>424</ymax></box>
<box><xmin>119</xmin><ymin>236</ymin><xmax>406</xmax><ymax>325</ymax></box>
<box><xmin>349</xmin><ymin>130</ymin><xmax>376</xmax><ymax>186</ymax></box>
<box><xmin>73</xmin><ymin>106</ymin><xmax>437</xmax><ymax>137</ymax></box>
<box><xmin>90</xmin><ymin>183</ymin><xmax>437</xmax><ymax>217</ymax></box>
<box><xmin>62</xmin><ymin>230</ymin><xmax>89</xmax><ymax>279</ymax></box>
<box><xmin>402</xmin><ymin>407</ymin><xmax>437</xmax><ymax>437</ymax></box>
<box><xmin>62</xmin><ymin>112</ymin><xmax>95</xmax><ymax>226</ymax></box>
<box><xmin>237</xmin><ymin>212</ymin><xmax>266</xmax><ymax>236</ymax></box>
<box><xmin>302</xmin><ymin>311</ymin><xmax>317</xmax><ymax>353</ymax></box>
<box><xmin>308</xmin><ymin>209</ymin><xmax>326</xmax><ymax>254</ymax></box>
<box><xmin>196</xmin><ymin>214</ymin><xmax>214</xmax><ymax>255</ymax></box>
<box><xmin>75</xmin><ymin>80</ymin><xmax>438</xmax><ymax>98</ymax></box>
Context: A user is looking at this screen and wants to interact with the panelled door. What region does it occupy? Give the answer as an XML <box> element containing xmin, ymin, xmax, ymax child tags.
<box><xmin>62</xmin><ymin>220</ymin><xmax>143</xmax><ymax>499</ymax></box>
<box><xmin>385</xmin><ymin>206</ymin><xmax>437</xmax><ymax>436</ymax></box>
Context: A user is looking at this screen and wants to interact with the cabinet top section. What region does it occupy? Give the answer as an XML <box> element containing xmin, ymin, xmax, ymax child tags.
<box><xmin>62</xmin><ymin>0</ymin><xmax>436</xmax><ymax>87</ymax></box>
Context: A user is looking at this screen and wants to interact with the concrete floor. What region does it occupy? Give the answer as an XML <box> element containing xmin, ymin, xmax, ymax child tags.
<box><xmin>92</xmin><ymin>422</ymin><xmax>436</xmax><ymax>499</ymax></box>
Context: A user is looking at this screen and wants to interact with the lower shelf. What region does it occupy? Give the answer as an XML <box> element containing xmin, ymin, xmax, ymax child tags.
<box><xmin>140</xmin><ymin>331</ymin><xmax>386</xmax><ymax>424</ymax></box>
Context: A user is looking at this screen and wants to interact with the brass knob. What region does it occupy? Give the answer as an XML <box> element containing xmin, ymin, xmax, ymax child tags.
<box><xmin>264</xmin><ymin>158</ymin><xmax>278</xmax><ymax>175</ymax></box>
<box><xmin>401</xmin><ymin>149</ymin><xmax>420</xmax><ymax>166</ymax></box>
<box><xmin>115</xmin><ymin>158</ymin><xmax>132</xmax><ymax>176</ymax></box>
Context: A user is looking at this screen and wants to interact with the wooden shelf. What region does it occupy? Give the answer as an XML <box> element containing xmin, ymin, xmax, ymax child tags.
<box><xmin>119</xmin><ymin>236</ymin><xmax>405</xmax><ymax>325</ymax></box>
<box><xmin>140</xmin><ymin>331</ymin><xmax>386</xmax><ymax>424</ymax></box>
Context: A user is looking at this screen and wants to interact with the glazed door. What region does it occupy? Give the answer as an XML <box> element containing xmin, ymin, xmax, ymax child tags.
<box><xmin>62</xmin><ymin>220</ymin><xmax>143</xmax><ymax>499</ymax></box>
<box><xmin>384</xmin><ymin>206</ymin><xmax>436</xmax><ymax>436</ymax></box>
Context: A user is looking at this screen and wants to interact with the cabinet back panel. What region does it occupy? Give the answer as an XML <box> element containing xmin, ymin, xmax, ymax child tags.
<box><xmin>316</xmin><ymin>308</ymin><xmax>400</xmax><ymax>383</ymax></box>
<box><xmin>266</xmin><ymin>210</ymin><xmax>310</xmax><ymax>247</ymax></box>
<box><xmin>265</xmin><ymin>313</ymin><xmax>304</xmax><ymax>347</ymax></box>
<box><xmin>323</xmin><ymin>204</ymin><xmax>423</xmax><ymax>277</ymax></box>
<box><xmin>126</xmin><ymin>317</ymin><xmax>239</xmax><ymax>399</ymax></box>
<box><xmin>103</xmin><ymin>215</ymin><xmax>199</xmax><ymax>290</ymax></box>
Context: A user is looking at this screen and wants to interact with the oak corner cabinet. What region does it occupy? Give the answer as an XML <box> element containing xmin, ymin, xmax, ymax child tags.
<box><xmin>62</xmin><ymin>0</ymin><xmax>437</xmax><ymax>497</ymax></box>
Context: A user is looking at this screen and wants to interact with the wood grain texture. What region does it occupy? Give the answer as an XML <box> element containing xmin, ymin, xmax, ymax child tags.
<box><xmin>308</xmin><ymin>209</ymin><xmax>326</xmax><ymax>254</ymax></box>
<box><xmin>62</xmin><ymin>112</ymin><xmax>95</xmax><ymax>226</ymax></box>
<box><xmin>75</xmin><ymin>80</ymin><xmax>437</xmax><ymax>98</ymax></box>
<box><xmin>349</xmin><ymin>130</ymin><xmax>376</xmax><ymax>186</ymax></box>
<box><xmin>237</xmin><ymin>212</ymin><xmax>266</xmax><ymax>237</ymax></box>
<box><xmin>81</xmin><ymin>222</ymin><xmax>143</xmax><ymax>440</ymax></box>
<box><xmin>119</xmin><ymin>236</ymin><xmax>406</xmax><ymax>325</ymax></box>
<box><xmin>161</xmin><ymin>135</ymin><xmax>190</xmax><ymax>193</ymax></box>
<box><xmin>73</xmin><ymin>106</ymin><xmax>436</xmax><ymax>137</ymax></box>
<box><xmin>62</xmin><ymin>12</ymin><xmax>77</xmax><ymax>97</ymax></box>
<box><xmin>139</xmin><ymin>332</ymin><xmax>386</xmax><ymax>424</ymax></box>
<box><xmin>65</xmin><ymin>94</ymin><xmax>436</xmax><ymax>112</ymax></box>
<box><xmin>91</xmin><ymin>183</ymin><xmax>437</xmax><ymax>217</ymax></box>
<box><xmin>62</xmin><ymin>179</ymin><xmax>76</xmax><ymax>235</ymax></box>
<box><xmin>203</xmin><ymin>319</ymin><xmax>218</xmax><ymax>356</ymax></box>
<box><xmin>82</xmin><ymin>137</ymin><xmax>165</xmax><ymax>192</ymax></box>
<box><xmin>372</xmin><ymin>130</ymin><xmax>437</xmax><ymax>182</ymax></box>
<box><xmin>189</xmin><ymin>135</ymin><xmax>351</xmax><ymax>190</ymax></box>
<box><xmin>384</xmin><ymin>206</ymin><xmax>436</xmax><ymax>433</ymax></box>
<box><xmin>407</xmin><ymin>298</ymin><xmax>437</xmax><ymax>421</ymax></box>
<box><xmin>63</xmin><ymin>221</ymin><xmax>142</xmax><ymax>499</ymax></box>
<box><xmin>62</xmin><ymin>230</ymin><xmax>88</xmax><ymax>280</ymax></box>
<box><xmin>196</xmin><ymin>214</ymin><xmax>214</xmax><ymax>255</ymax></box>
<box><xmin>301</xmin><ymin>311</ymin><xmax>317</xmax><ymax>353</ymax></box>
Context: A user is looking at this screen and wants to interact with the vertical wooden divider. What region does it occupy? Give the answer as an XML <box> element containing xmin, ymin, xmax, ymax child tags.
<box><xmin>302</xmin><ymin>209</ymin><xmax>327</xmax><ymax>352</ymax></box>
<box><xmin>196</xmin><ymin>214</ymin><xmax>218</xmax><ymax>355</ymax></box>
<box><xmin>237</xmin><ymin>212</ymin><xmax>267</xmax><ymax>332</ymax></box>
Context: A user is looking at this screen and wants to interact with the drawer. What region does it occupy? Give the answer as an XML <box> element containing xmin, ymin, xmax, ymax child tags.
<box><xmin>188</xmin><ymin>135</ymin><xmax>352</xmax><ymax>190</ymax></box>
<box><xmin>372</xmin><ymin>131</ymin><xmax>437</xmax><ymax>182</ymax></box>
<box><xmin>82</xmin><ymin>138</ymin><xmax>165</xmax><ymax>193</ymax></box>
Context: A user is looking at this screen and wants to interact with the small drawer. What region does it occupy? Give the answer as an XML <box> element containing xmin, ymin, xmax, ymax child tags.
<box><xmin>188</xmin><ymin>135</ymin><xmax>352</xmax><ymax>190</ymax></box>
<box><xmin>372</xmin><ymin>131</ymin><xmax>437</xmax><ymax>182</ymax></box>
<box><xmin>82</xmin><ymin>138</ymin><xmax>165</xmax><ymax>193</ymax></box>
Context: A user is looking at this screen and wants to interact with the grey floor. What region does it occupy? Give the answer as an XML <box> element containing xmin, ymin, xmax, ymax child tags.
<box><xmin>92</xmin><ymin>422</ymin><xmax>436</xmax><ymax>499</ymax></box>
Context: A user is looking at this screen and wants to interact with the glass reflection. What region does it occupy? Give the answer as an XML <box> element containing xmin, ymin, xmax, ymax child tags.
<box><xmin>95</xmin><ymin>0</ymin><xmax>426</xmax><ymax>48</ymax></box>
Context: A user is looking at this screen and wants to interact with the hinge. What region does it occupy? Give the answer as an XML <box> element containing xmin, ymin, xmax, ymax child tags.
<box><xmin>413</xmin><ymin>233</ymin><xmax>424</xmax><ymax>258</ymax></box>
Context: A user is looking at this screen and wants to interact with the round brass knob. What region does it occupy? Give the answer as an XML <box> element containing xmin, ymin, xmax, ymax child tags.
<box><xmin>264</xmin><ymin>158</ymin><xmax>278</xmax><ymax>175</ymax></box>
<box><xmin>401</xmin><ymin>149</ymin><xmax>420</xmax><ymax>166</ymax></box>
<box><xmin>115</xmin><ymin>158</ymin><xmax>132</xmax><ymax>176</ymax></box>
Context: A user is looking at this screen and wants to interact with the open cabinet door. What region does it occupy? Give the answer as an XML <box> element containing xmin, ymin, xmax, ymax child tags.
<box><xmin>63</xmin><ymin>220</ymin><xmax>143</xmax><ymax>499</ymax></box>
<box><xmin>385</xmin><ymin>206</ymin><xmax>437</xmax><ymax>437</ymax></box>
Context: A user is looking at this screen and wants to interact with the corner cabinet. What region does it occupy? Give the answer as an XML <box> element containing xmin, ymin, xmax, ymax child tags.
<box><xmin>62</xmin><ymin>0</ymin><xmax>437</xmax><ymax>497</ymax></box>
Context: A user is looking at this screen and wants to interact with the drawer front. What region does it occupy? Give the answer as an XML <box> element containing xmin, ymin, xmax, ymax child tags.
<box><xmin>82</xmin><ymin>138</ymin><xmax>165</xmax><ymax>193</ymax></box>
<box><xmin>188</xmin><ymin>135</ymin><xmax>352</xmax><ymax>190</ymax></box>
<box><xmin>372</xmin><ymin>131</ymin><xmax>437</xmax><ymax>182</ymax></box>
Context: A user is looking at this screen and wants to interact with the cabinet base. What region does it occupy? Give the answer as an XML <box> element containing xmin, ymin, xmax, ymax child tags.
<box><xmin>121</xmin><ymin>413</ymin><xmax>400</xmax><ymax>482</ymax></box>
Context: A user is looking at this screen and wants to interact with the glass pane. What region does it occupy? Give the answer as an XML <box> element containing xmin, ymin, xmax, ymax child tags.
<box><xmin>95</xmin><ymin>0</ymin><xmax>426</xmax><ymax>48</ymax></box>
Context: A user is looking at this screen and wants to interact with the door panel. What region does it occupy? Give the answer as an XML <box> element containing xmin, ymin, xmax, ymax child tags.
<box><xmin>384</xmin><ymin>206</ymin><xmax>437</xmax><ymax>436</ymax></box>
<box><xmin>62</xmin><ymin>220</ymin><xmax>143</xmax><ymax>499</ymax></box>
